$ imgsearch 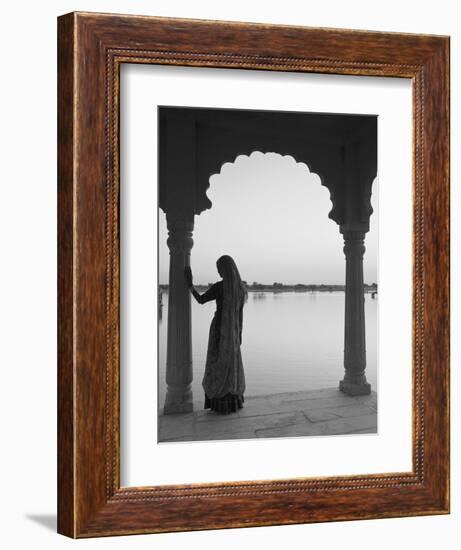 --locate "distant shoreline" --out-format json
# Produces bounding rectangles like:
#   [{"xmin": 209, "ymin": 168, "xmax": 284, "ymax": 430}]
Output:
[{"xmin": 159, "ymin": 283, "xmax": 378, "ymax": 293}]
